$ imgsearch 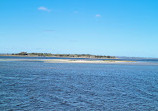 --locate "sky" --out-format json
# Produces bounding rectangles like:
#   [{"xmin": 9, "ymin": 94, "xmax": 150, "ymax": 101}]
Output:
[{"xmin": 0, "ymin": 0, "xmax": 158, "ymax": 57}]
